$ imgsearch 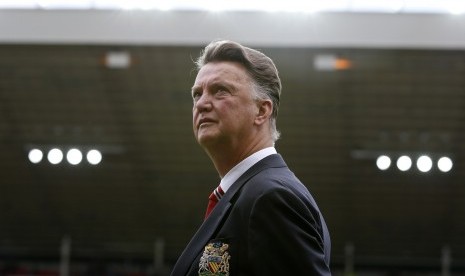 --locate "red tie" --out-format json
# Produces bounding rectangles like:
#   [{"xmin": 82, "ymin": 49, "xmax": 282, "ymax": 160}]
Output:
[{"xmin": 205, "ymin": 185, "xmax": 224, "ymax": 219}]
